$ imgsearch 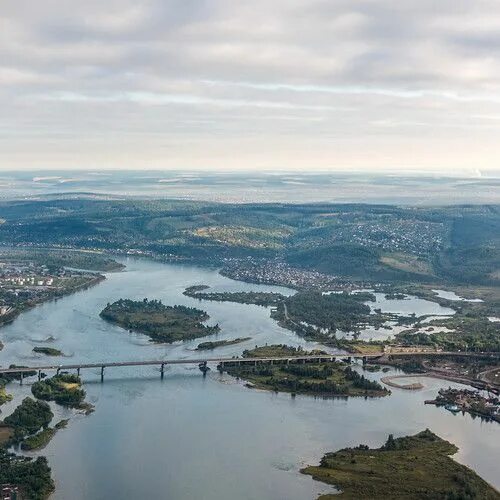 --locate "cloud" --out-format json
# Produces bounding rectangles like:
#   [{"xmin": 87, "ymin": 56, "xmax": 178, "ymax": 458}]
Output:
[{"xmin": 1, "ymin": 0, "xmax": 500, "ymax": 171}]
